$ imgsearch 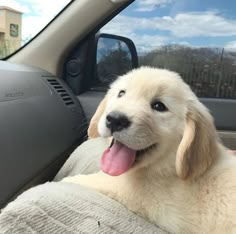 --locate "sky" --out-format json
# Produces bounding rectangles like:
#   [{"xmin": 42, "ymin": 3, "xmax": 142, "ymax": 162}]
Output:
[
  {"xmin": 0, "ymin": 0, "xmax": 71, "ymax": 42},
  {"xmin": 102, "ymin": 0, "xmax": 236, "ymax": 53},
  {"xmin": 1, "ymin": 0, "xmax": 236, "ymax": 54}
]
